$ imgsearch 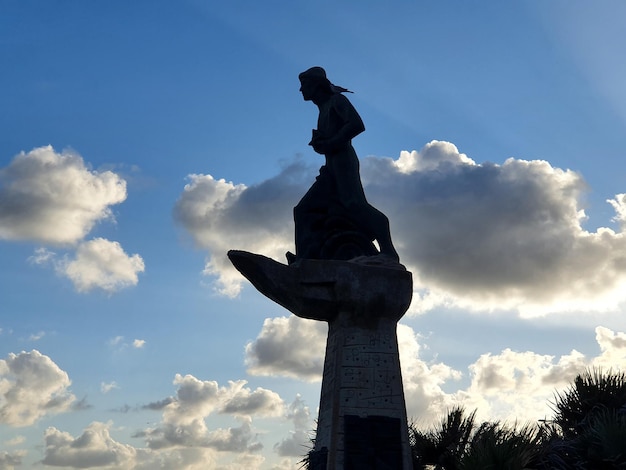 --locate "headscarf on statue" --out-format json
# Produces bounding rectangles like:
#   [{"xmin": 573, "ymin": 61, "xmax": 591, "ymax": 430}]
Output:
[{"xmin": 298, "ymin": 66, "xmax": 353, "ymax": 94}]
